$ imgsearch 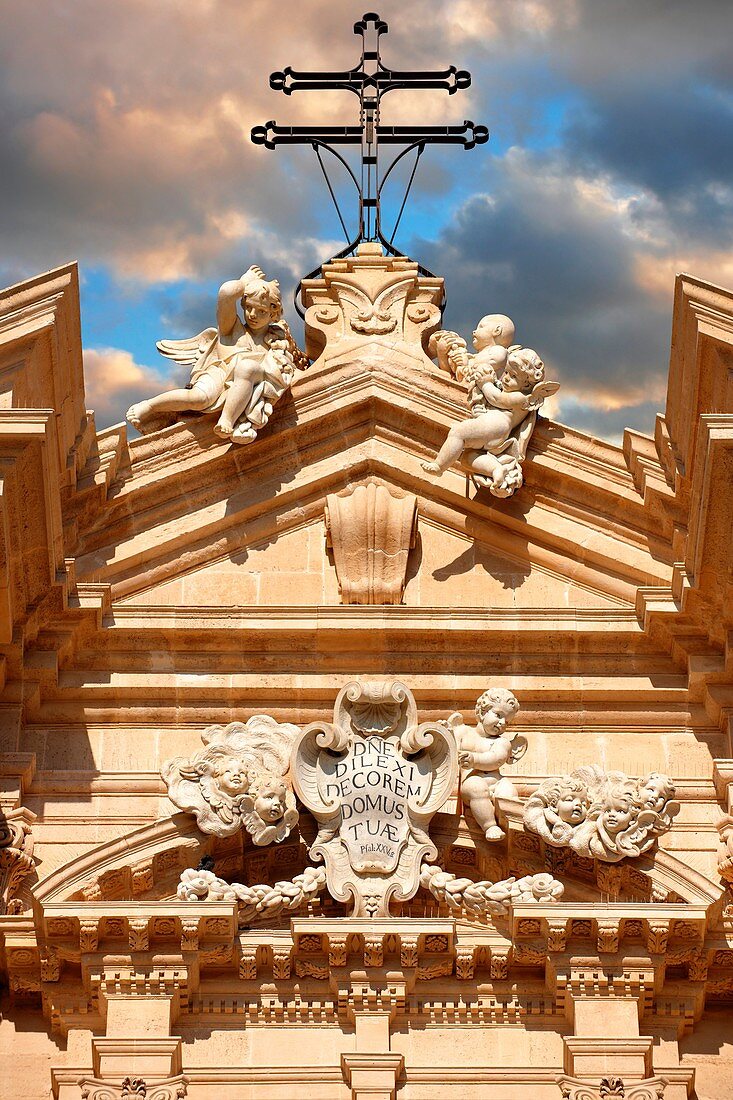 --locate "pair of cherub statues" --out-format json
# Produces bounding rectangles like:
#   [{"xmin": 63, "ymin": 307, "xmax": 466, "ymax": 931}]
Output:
[
  {"xmin": 422, "ymin": 314, "xmax": 559, "ymax": 496},
  {"xmin": 162, "ymin": 717, "xmax": 299, "ymax": 845},
  {"xmin": 524, "ymin": 766, "xmax": 679, "ymax": 861},
  {"xmin": 126, "ymin": 264, "xmax": 557, "ymax": 498}
]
